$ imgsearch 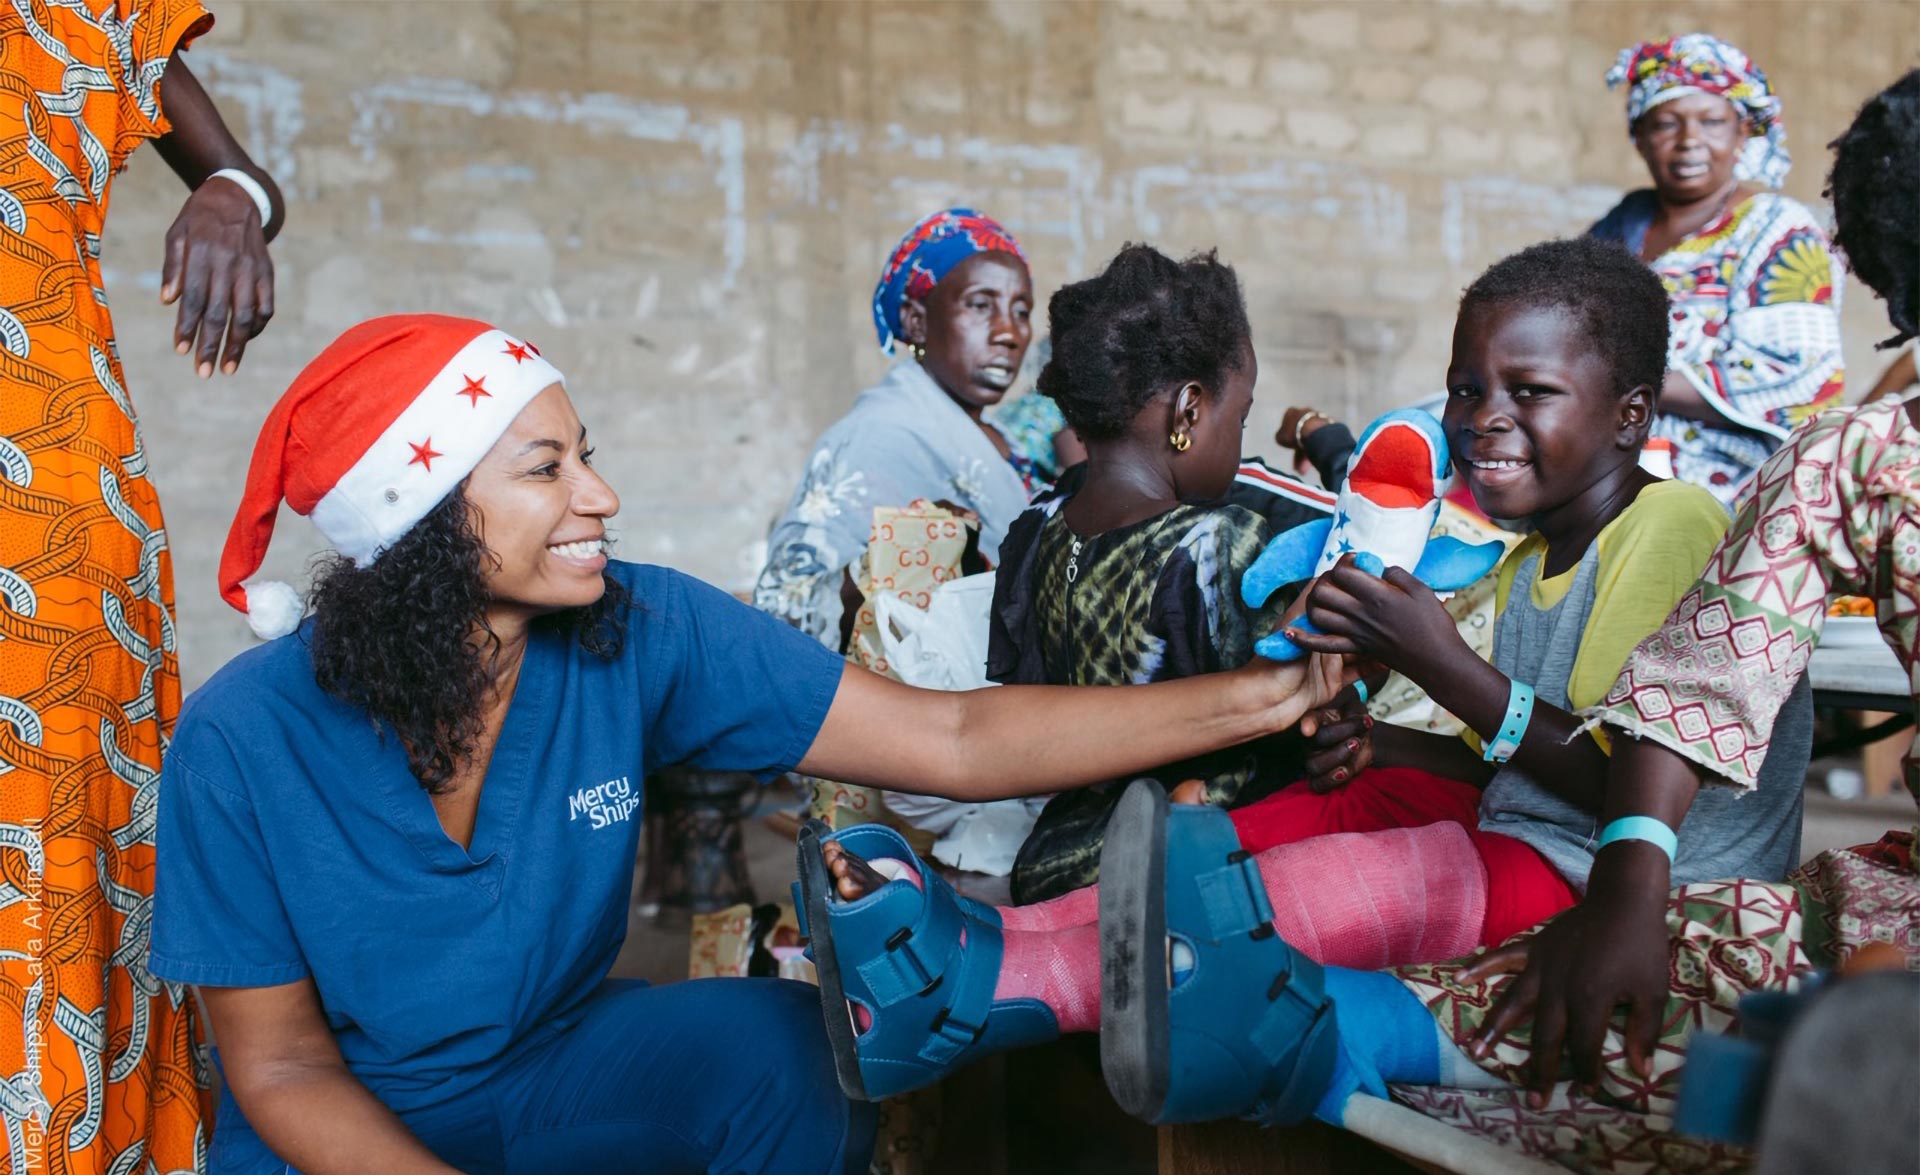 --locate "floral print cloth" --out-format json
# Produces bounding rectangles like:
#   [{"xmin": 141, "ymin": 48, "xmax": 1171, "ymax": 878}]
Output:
[
  {"xmin": 1590, "ymin": 192, "xmax": 1845, "ymax": 506},
  {"xmin": 1391, "ymin": 876, "xmax": 1810, "ymax": 1174},
  {"xmin": 754, "ymin": 361, "xmax": 1031, "ymax": 646},
  {"xmin": 1387, "ymin": 832, "xmax": 1919, "ymax": 1175}
]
